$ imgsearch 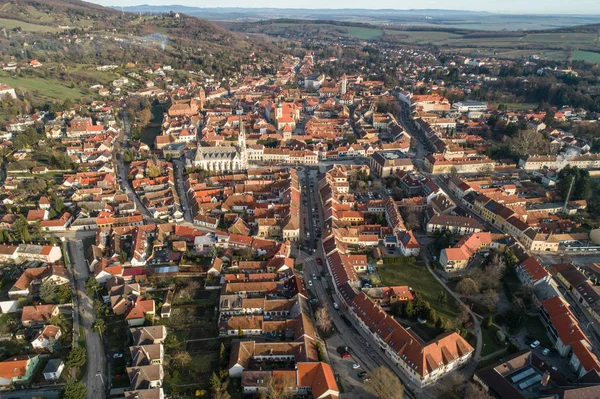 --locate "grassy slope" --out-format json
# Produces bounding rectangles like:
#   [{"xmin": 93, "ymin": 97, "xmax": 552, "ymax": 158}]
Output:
[
  {"xmin": 0, "ymin": 17, "xmax": 59, "ymax": 32},
  {"xmin": 0, "ymin": 71, "xmax": 86, "ymax": 101}
]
